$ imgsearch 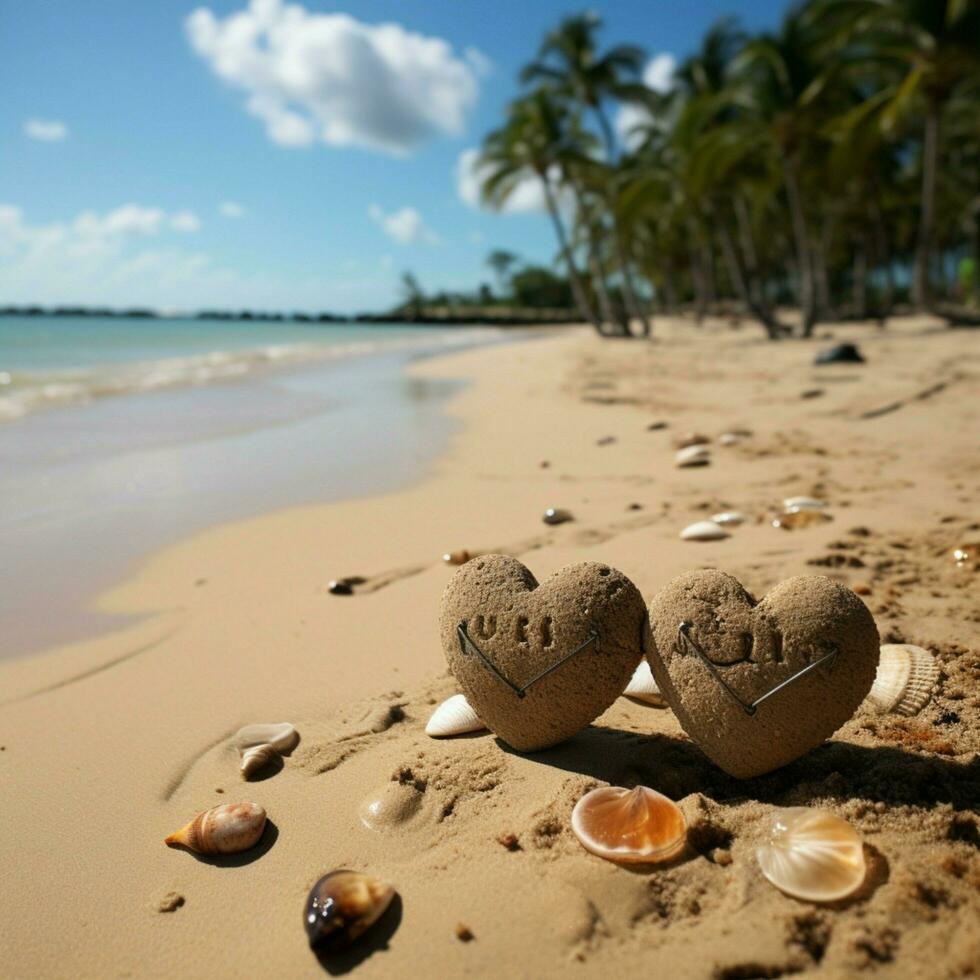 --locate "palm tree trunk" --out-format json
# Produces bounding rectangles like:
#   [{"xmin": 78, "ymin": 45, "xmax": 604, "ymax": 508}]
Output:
[
  {"xmin": 869, "ymin": 197, "xmax": 893, "ymax": 321},
  {"xmin": 913, "ymin": 103, "xmax": 940, "ymax": 310},
  {"xmin": 853, "ymin": 238, "xmax": 868, "ymax": 320},
  {"xmin": 593, "ymin": 103, "xmax": 652, "ymax": 337},
  {"xmin": 588, "ymin": 243, "xmax": 624, "ymax": 335},
  {"xmin": 733, "ymin": 196, "xmax": 765, "ymax": 309},
  {"xmin": 709, "ymin": 203, "xmax": 785, "ymax": 340},
  {"xmin": 814, "ymin": 216, "xmax": 834, "ymax": 319},
  {"xmin": 781, "ymin": 156, "xmax": 818, "ymax": 336},
  {"xmin": 540, "ymin": 176, "xmax": 600, "ymax": 332}
]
